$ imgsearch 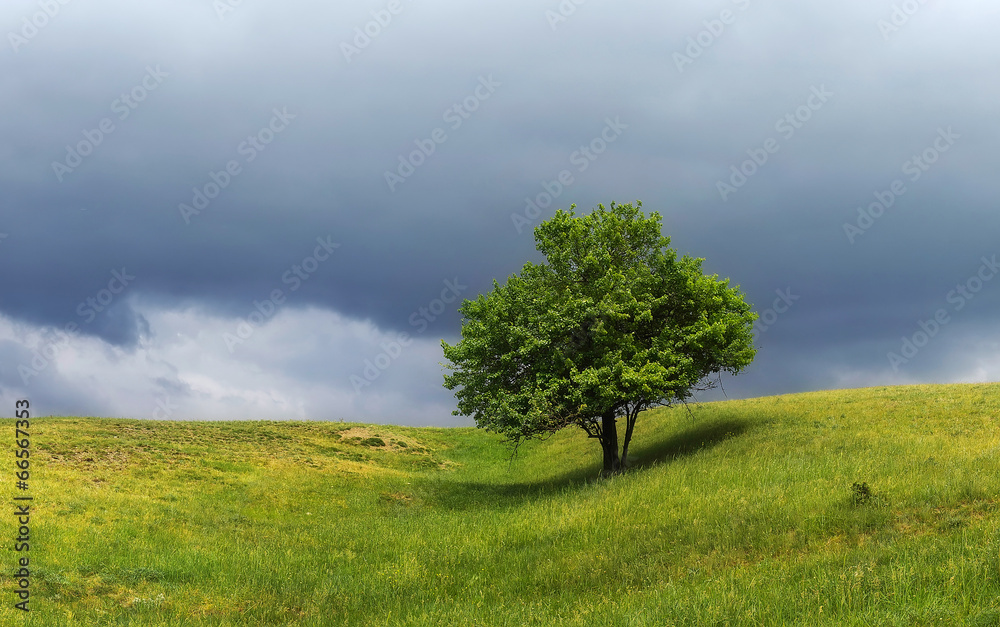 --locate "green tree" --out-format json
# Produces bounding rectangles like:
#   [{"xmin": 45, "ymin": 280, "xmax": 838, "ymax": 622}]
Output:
[{"xmin": 442, "ymin": 201, "xmax": 757, "ymax": 475}]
